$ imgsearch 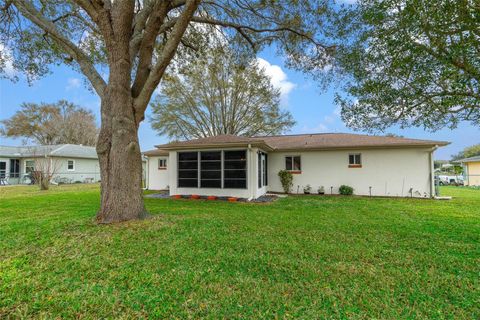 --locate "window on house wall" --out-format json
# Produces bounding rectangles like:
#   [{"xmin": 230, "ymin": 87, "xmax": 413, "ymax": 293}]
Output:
[
  {"xmin": 285, "ymin": 156, "xmax": 301, "ymax": 172},
  {"xmin": 200, "ymin": 151, "xmax": 221, "ymax": 188},
  {"xmin": 25, "ymin": 160, "xmax": 35, "ymax": 173},
  {"xmin": 349, "ymin": 154, "xmax": 362, "ymax": 167},
  {"xmin": 9, "ymin": 159, "xmax": 20, "ymax": 178},
  {"xmin": 224, "ymin": 150, "xmax": 247, "ymax": 189},
  {"xmin": 258, "ymin": 152, "xmax": 268, "ymax": 188},
  {"xmin": 67, "ymin": 160, "xmax": 75, "ymax": 171},
  {"xmin": 178, "ymin": 152, "xmax": 198, "ymax": 187},
  {"xmin": 158, "ymin": 158, "xmax": 167, "ymax": 169}
]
